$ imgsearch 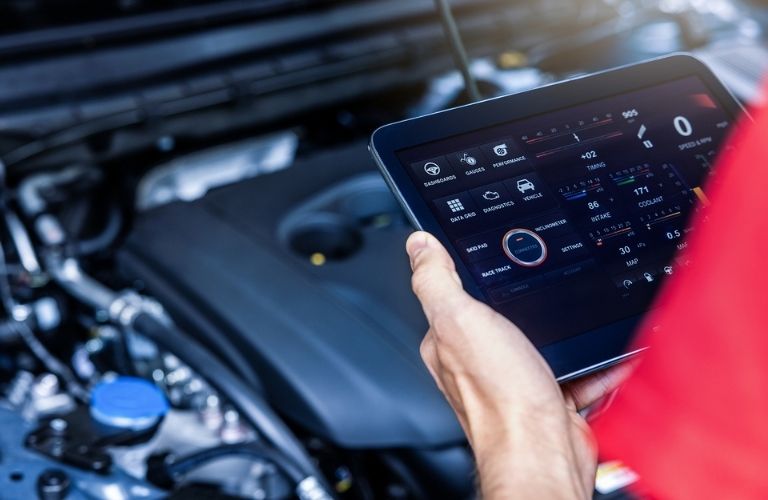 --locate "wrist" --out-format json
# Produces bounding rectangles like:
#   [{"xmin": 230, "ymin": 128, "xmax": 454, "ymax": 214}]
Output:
[
  {"xmin": 475, "ymin": 440, "xmax": 588, "ymax": 500},
  {"xmin": 469, "ymin": 412, "xmax": 589, "ymax": 499}
]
